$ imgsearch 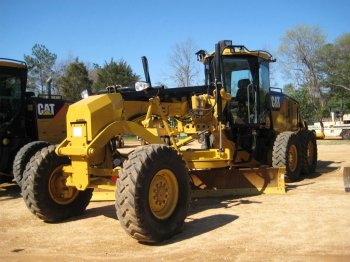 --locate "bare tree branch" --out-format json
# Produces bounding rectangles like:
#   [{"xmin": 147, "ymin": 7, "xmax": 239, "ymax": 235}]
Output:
[
  {"xmin": 168, "ymin": 38, "xmax": 201, "ymax": 87},
  {"xmin": 329, "ymin": 83, "xmax": 350, "ymax": 91},
  {"xmin": 278, "ymin": 24, "xmax": 326, "ymax": 106}
]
